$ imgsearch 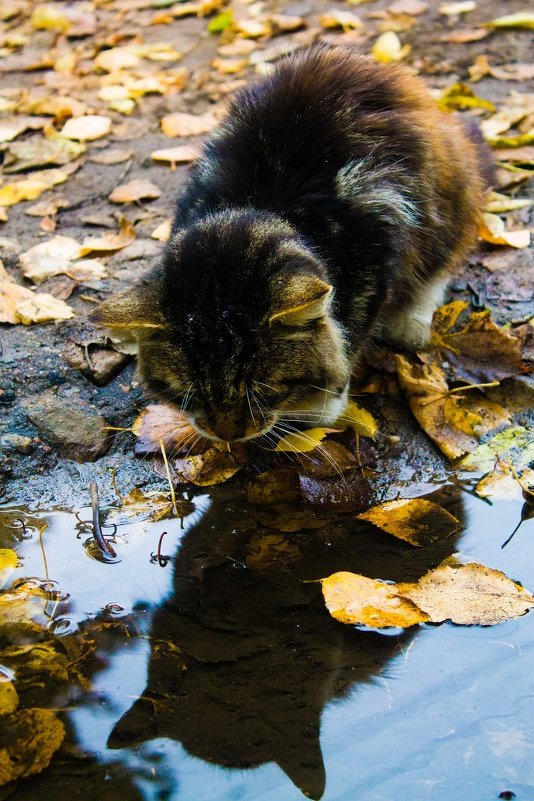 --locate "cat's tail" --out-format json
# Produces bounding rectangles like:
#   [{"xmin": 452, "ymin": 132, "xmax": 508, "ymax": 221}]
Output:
[{"xmin": 462, "ymin": 117, "xmax": 496, "ymax": 190}]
